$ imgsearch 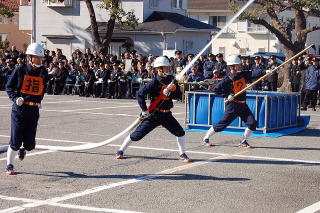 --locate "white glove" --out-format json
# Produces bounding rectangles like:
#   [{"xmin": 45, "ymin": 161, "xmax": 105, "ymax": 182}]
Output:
[
  {"xmin": 163, "ymin": 88, "xmax": 170, "ymax": 96},
  {"xmin": 38, "ymin": 104, "xmax": 42, "ymax": 109},
  {"xmin": 227, "ymin": 94, "xmax": 235, "ymax": 102},
  {"xmin": 15, "ymin": 97, "xmax": 24, "ymax": 106},
  {"xmin": 266, "ymin": 69, "xmax": 271, "ymax": 74},
  {"xmin": 140, "ymin": 110, "xmax": 150, "ymax": 119}
]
